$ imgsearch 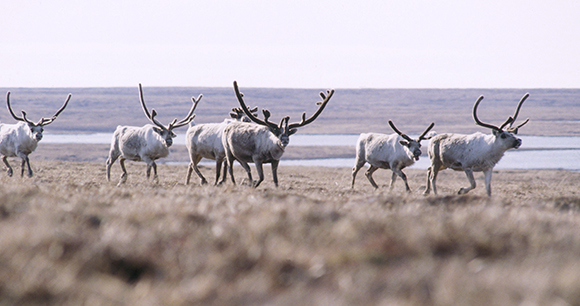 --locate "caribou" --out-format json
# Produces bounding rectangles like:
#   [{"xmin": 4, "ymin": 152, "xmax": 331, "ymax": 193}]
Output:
[
  {"xmin": 423, "ymin": 93, "xmax": 530, "ymax": 197},
  {"xmin": 185, "ymin": 106, "xmax": 258, "ymax": 186},
  {"xmin": 351, "ymin": 121, "xmax": 434, "ymax": 191},
  {"xmin": 106, "ymin": 84, "xmax": 200, "ymax": 185},
  {"xmin": 222, "ymin": 81, "xmax": 334, "ymax": 187},
  {"xmin": 0, "ymin": 92, "xmax": 71, "ymax": 177}
]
